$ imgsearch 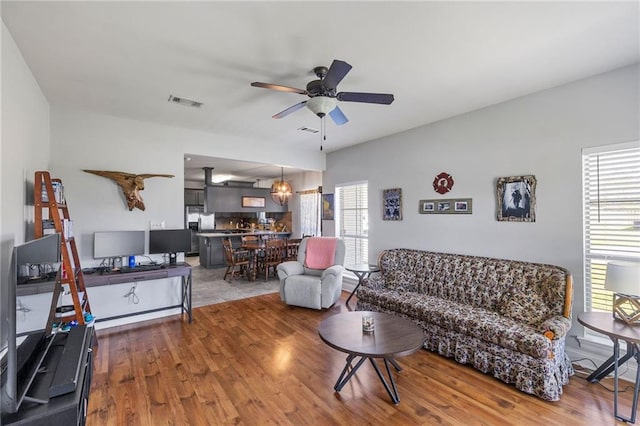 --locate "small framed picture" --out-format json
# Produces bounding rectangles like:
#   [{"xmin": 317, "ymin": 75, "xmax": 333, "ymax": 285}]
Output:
[
  {"xmin": 422, "ymin": 201, "xmax": 435, "ymax": 212},
  {"xmin": 438, "ymin": 201, "xmax": 451, "ymax": 212},
  {"xmin": 383, "ymin": 188, "xmax": 403, "ymax": 220},
  {"xmin": 420, "ymin": 198, "xmax": 472, "ymax": 214},
  {"xmin": 241, "ymin": 196, "xmax": 265, "ymax": 208},
  {"xmin": 496, "ymin": 175, "xmax": 536, "ymax": 222},
  {"xmin": 322, "ymin": 193, "xmax": 334, "ymax": 220},
  {"xmin": 455, "ymin": 201, "xmax": 469, "ymax": 212}
]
